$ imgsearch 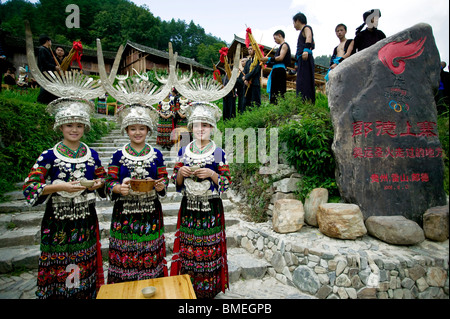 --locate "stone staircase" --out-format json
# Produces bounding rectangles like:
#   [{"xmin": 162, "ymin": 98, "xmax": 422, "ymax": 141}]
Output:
[{"xmin": 0, "ymin": 121, "xmax": 310, "ymax": 299}]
